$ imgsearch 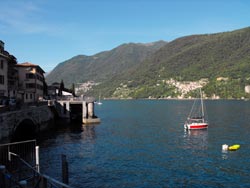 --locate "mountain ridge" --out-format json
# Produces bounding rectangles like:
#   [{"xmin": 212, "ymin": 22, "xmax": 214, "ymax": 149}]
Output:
[
  {"xmin": 46, "ymin": 40, "xmax": 167, "ymax": 86},
  {"xmin": 46, "ymin": 27, "xmax": 250, "ymax": 99}
]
